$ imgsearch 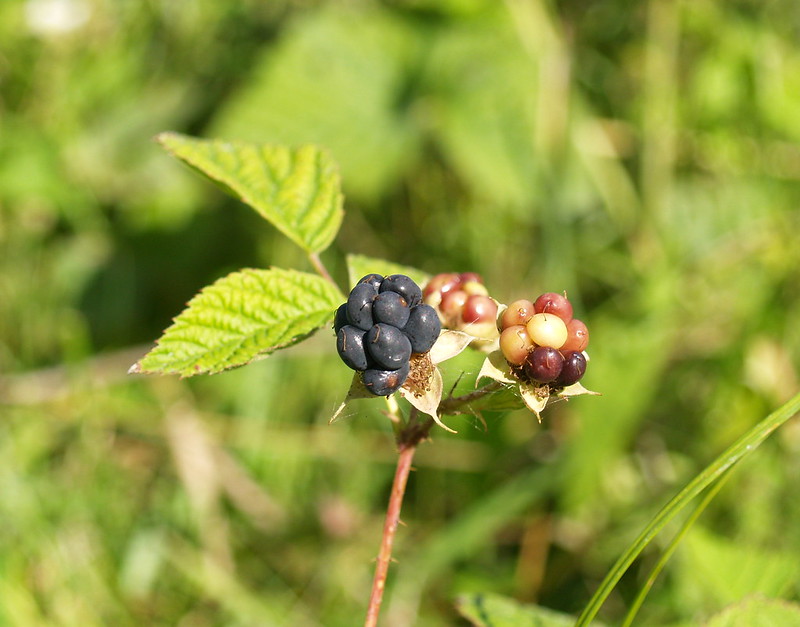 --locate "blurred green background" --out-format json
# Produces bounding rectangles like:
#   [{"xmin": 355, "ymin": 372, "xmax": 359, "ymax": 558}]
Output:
[{"xmin": 2, "ymin": 0, "xmax": 800, "ymax": 625}]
